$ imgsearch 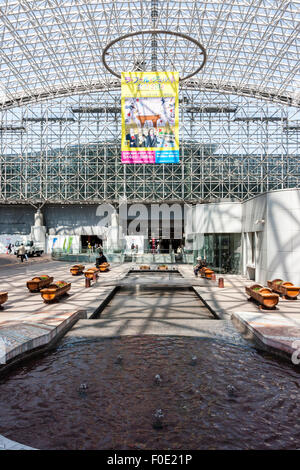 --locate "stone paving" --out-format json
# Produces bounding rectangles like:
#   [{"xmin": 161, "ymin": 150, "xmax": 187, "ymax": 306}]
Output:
[
  {"xmin": 178, "ymin": 265, "xmax": 258, "ymax": 317},
  {"xmin": 0, "ymin": 253, "xmax": 52, "ymax": 267},
  {"xmin": 178, "ymin": 266, "xmax": 300, "ymax": 362},
  {"xmin": 0, "ymin": 259, "xmax": 130, "ymax": 369},
  {"xmin": 232, "ymin": 311, "xmax": 300, "ymax": 361},
  {"xmin": 0, "ymin": 311, "xmax": 86, "ymax": 367},
  {"xmin": 66, "ymin": 283, "xmax": 218, "ymax": 339},
  {"xmin": 0, "ymin": 259, "xmax": 128, "ymax": 322},
  {"xmin": 2, "ymin": 260, "xmax": 299, "ymax": 363},
  {"xmin": 66, "ymin": 266, "xmax": 247, "ymax": 345}
]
